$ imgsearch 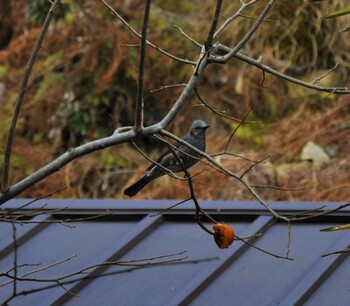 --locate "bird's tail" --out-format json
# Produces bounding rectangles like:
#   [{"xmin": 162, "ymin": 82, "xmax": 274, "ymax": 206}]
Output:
[{"xmin": 124, "ymin": 176, "xmax": 153, "ymax": 197}]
